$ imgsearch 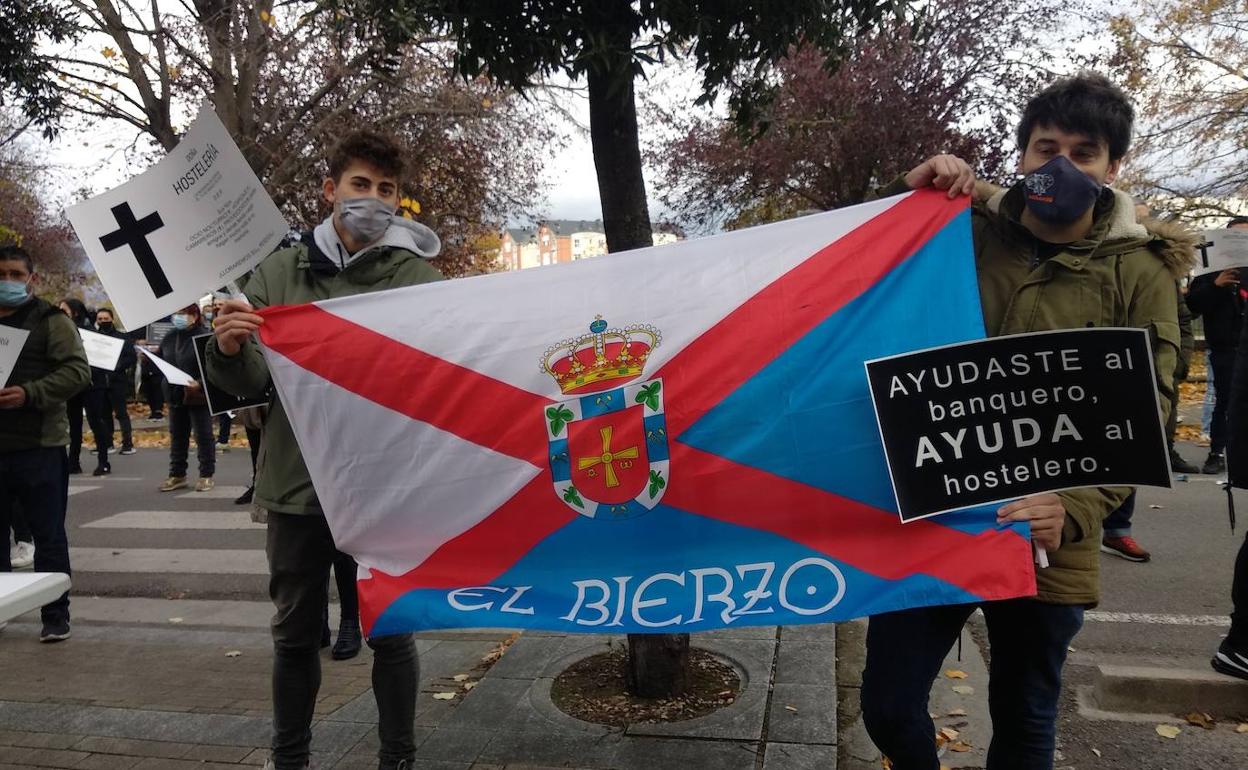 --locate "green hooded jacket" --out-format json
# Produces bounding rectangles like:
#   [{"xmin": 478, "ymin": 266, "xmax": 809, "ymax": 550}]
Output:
[
  {"xmin": 0, "ymin": 295, "xmax": 90, "ymax": 452},
  {"xmin": 937, "ymin": 180, "xmax": 1192, "ymax": 605},
  {"xmin": 205, "ymin": 233, "xmax": 444, "ymax": 516}
]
